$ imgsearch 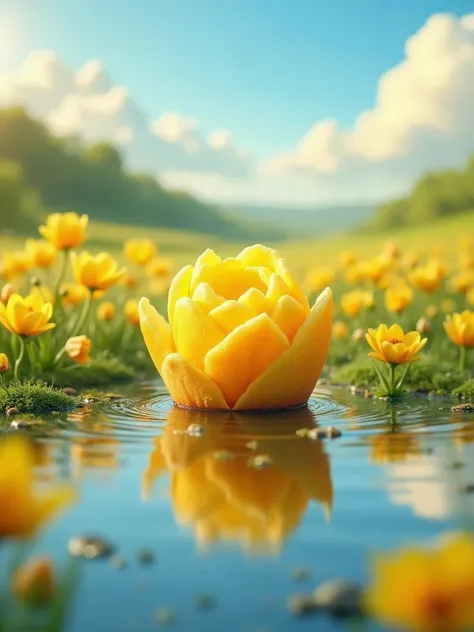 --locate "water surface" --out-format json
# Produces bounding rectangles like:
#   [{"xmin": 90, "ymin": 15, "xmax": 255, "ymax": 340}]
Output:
[{"xmin": 4, "ymin": 381, "xmax": 474, "ymax": 631}]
